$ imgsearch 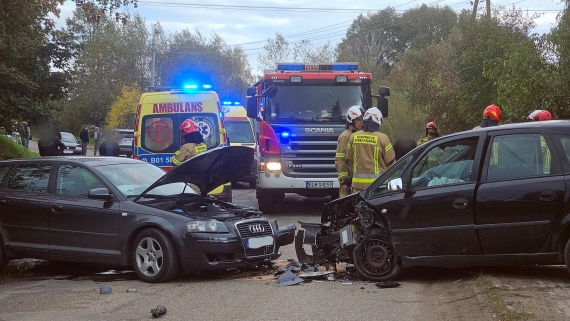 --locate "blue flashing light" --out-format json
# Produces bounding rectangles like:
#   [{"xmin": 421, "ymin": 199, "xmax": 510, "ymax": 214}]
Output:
[
  {"xmin": 277, "ymin": 63, "xmax": 304, "ymax": 71},
  {"xmin": 203, "ymin": 84, "xmax": 212, "ymax": 89},
  {"xmin": 184, "ymin": 84, "xmax": 198, "ymax": 89},
  {"xmin": 332, "ymin": 63, "xmax": 358, "ymax": 71},
  {"xmin": 222, "ymin": 101, "xmax": 232, "ymax": 105},
  {"xmin": 234, "ymin": 102, "xmax": 240, "ymax": 105},
  {"xmin": 281, "ymin": 132, "xmax": 290, "ymax": 138}
]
